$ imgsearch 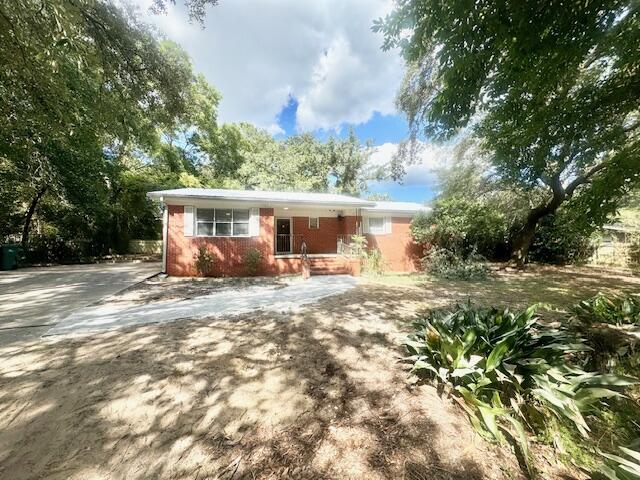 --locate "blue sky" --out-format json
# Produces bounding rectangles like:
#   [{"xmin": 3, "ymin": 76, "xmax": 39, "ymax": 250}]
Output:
[
  {"xmin": 274, "ymin": 97, "xmax": 437, "ymax": 202},
  {"xmin": 136, "ymin": 0, "xmax": 441, "ymax": 204}
]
